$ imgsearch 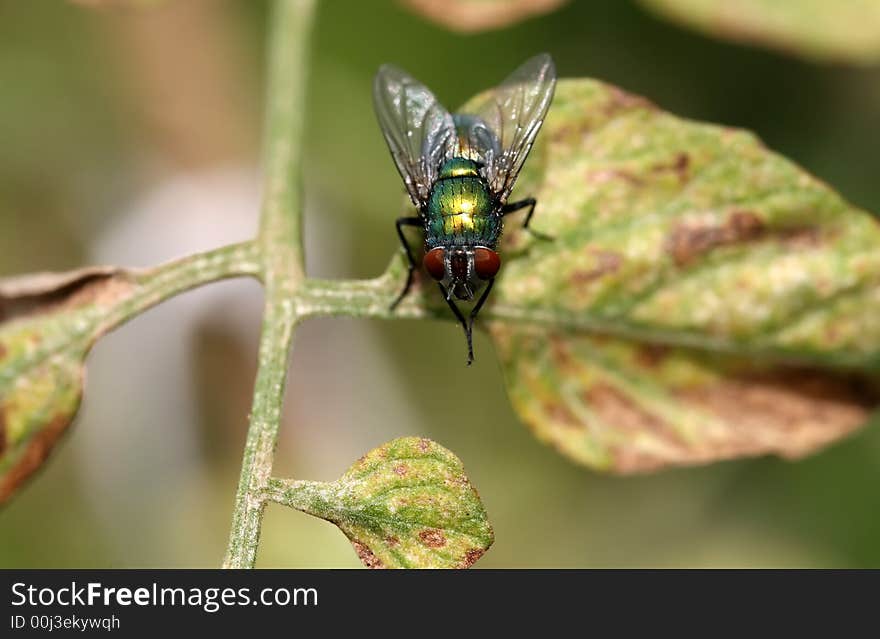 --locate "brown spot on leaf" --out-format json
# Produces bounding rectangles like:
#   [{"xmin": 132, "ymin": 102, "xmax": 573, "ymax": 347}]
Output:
[
  {"xmin": 635, "ymin": 344, "xmax": 671, "ymax": 368},
  {"xmin": 584, "ymin": 383, "xmax": 687, "ymax": 469},
  {"xmin": 459, "ymin": 548, "xmax": 486, "ymax": 568},
  {"xmin": 417, "ymin": 438, "xmax": 430, "ymax": 453},
  {"xmin": 548, "ymin": 335, "xmax": 584, "ymax": 377},
  {"xmin": 543, "ymin": 401, "xmax": 582, "ymax": 429},
  {"xmin": 385, "ymin": 535, "xmax": 400, "ymax": 548},
  {"xmin": 393, "ymin": 464, "xmax": 408, "ymax": 476},
  {"xmin": 0, "ymin": 412, "xmax": 75, "ymax": 504},
  {"xmin": 666, "ymin": 209, "xmax": 766, "ymax": 266},
  {"xmin": 728, "ymin": 210, "xmax": 764, "ymax": 236},
  {"xmin": 584, "ymin": 384, "xmax": 664, "ymax": 434},
  {"xmin": 676, "ymin": 369, "xmax": 876, "ymax": 462},
  {"xmin": 419, "ymin": 528, "xmax": 447, "ymax": 548},
  {"xmin": 667, "ymin": 209, "xmax": 825, "ymax": 267},
  {"xmin": 351, "ymin": 541, "xmax": 385, "ymax": 569},
  {"xmin": 651, "ymin": 152, "xmax": 691, "ymax": 182},
  {"xmin": 570, "ymin": 248, "xmax": 623, "ymax": 286}
]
